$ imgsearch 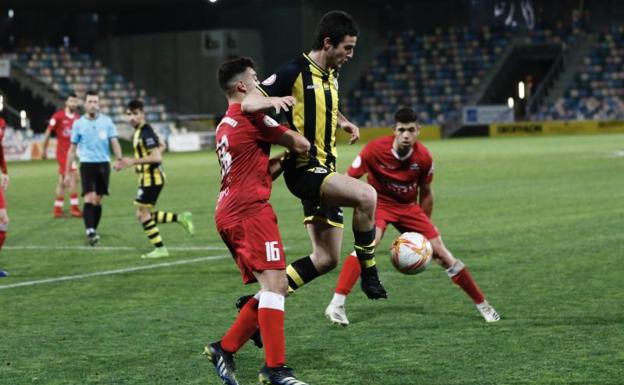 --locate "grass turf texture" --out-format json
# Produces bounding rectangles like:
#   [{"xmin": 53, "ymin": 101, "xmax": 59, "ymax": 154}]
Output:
[{"xmin": 1, "ymin": 134, "xmax": 623, "ymax": 385}]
